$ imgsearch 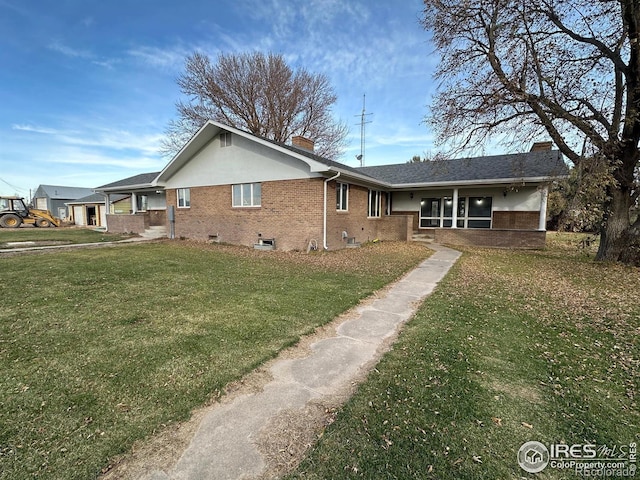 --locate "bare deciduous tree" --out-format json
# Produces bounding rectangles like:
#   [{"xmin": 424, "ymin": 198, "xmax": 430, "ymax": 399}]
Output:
[
  {"xmin": 162, "ymin": 51, "xmax": 348, "ymax": 160},
  {"xmin": 422, "ymin": 0, "xmax": 640, "ymax": 264}
]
